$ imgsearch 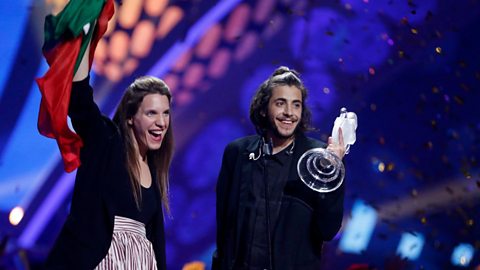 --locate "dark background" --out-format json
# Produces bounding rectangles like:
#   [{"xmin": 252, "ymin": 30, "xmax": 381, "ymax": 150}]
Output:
[{"xmin": 0, "ymin": 0, "xmax": 479, "ymax": 269}]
